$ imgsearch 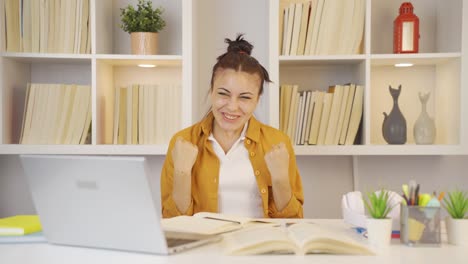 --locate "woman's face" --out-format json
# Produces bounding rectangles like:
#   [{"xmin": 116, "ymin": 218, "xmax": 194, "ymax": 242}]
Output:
[{"xmin": 210, "ymin": 69, "xmax": 261, "ymax": 136}]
